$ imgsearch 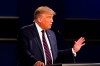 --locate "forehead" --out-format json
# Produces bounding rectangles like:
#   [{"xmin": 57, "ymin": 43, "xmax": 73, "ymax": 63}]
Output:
[{"xmin": 41, "ymin": 13, "xmax": 54, "ymax": 17}]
